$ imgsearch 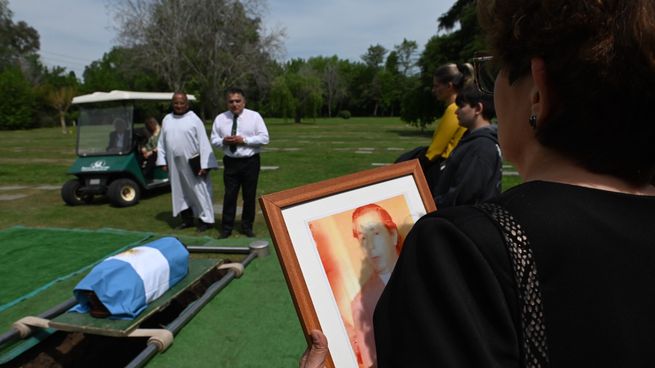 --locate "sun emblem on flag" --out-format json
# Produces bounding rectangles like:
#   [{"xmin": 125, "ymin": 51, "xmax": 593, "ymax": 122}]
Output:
[{"xmin": 120, "ymin": 248, "xmax": 142, "ymax": 256}]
